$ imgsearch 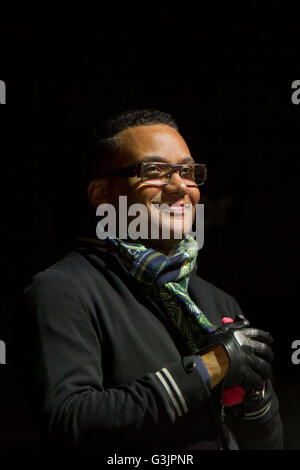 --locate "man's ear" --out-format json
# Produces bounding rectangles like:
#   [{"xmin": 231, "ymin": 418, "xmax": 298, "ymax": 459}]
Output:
[{"xmin": 87, "ymin": 178, "xmax": 108, "ymax": 207}]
